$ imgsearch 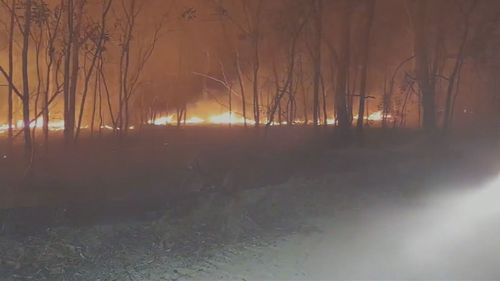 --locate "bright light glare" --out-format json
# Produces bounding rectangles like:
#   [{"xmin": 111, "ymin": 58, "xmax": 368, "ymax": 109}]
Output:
[{"xmin": 405, "ymin": 175, "xmax": 500, "ymax": 263}]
